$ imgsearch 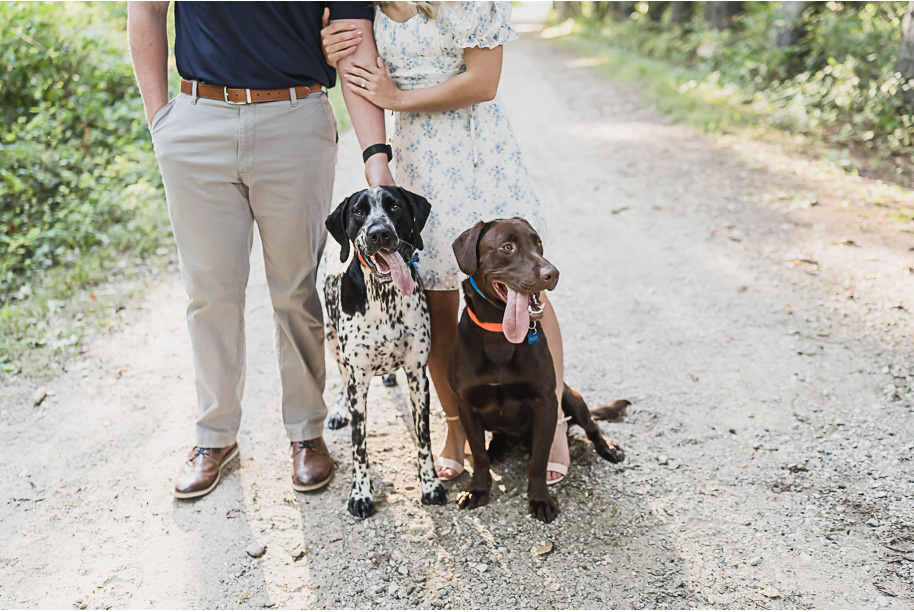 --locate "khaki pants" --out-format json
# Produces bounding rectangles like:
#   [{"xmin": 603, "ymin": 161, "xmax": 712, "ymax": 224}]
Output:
[{"xmin": 151, "ymin": 90, "xmax": 337, "ymax": 447}]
